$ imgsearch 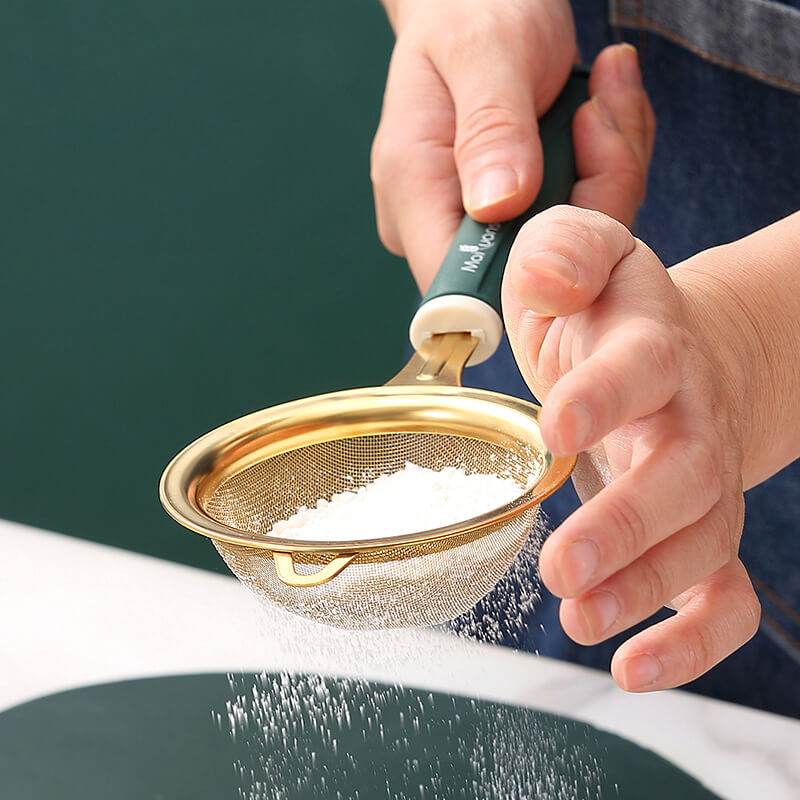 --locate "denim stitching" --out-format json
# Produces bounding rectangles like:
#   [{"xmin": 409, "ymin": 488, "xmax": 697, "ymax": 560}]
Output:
[
  {"xmin": 760, "ymin": 610, "xmax": 800, "ymax": 667},
  {"xmin": 752, "ymin": 575, "xmax": 800, "ymax": 631},
  {"xmin": 611, "ymin": 11, "xmax": 800, "ymax": 94}
]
